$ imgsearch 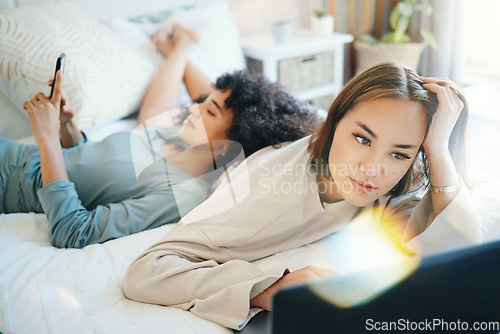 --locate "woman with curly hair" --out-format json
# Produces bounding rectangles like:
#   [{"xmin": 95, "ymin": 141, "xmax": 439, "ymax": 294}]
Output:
[
  {"xmin": 123, "ymin": 63, "xmax": 483, "ymax": 330},
  {"xmin": 1, "ymin": 25, "xmax": 320, "ymax": 248}
]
